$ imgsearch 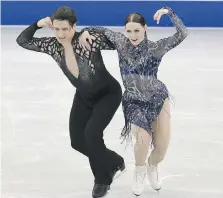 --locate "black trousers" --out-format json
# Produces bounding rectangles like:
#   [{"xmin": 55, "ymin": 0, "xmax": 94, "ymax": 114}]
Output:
[{"xmin": 69, "ymin": 83, "xmax": 124, "ymax": 185}]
